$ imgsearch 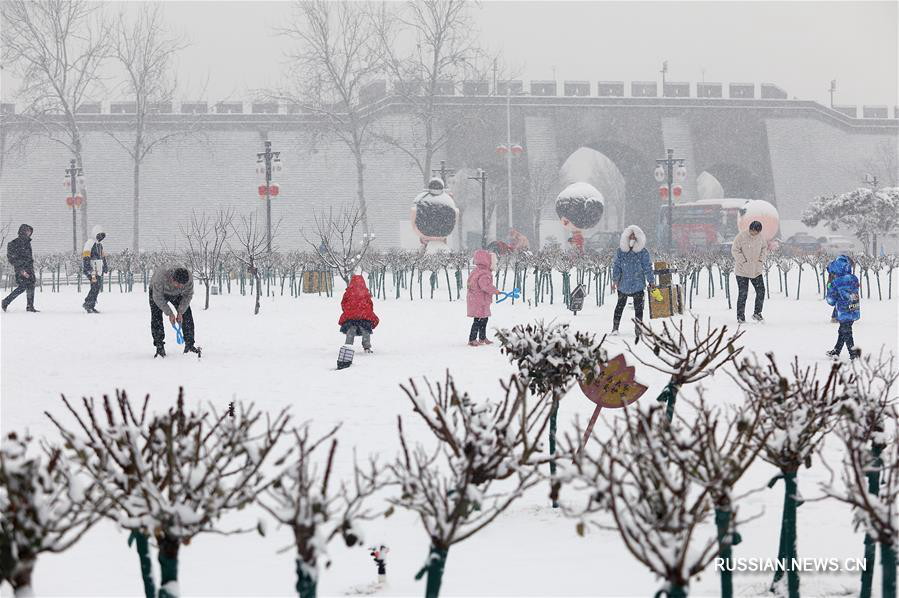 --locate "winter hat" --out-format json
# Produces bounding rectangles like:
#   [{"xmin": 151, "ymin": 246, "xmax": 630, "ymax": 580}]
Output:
[
  {"xmin": 427, "ymin": 177, "xmax": 445, "ymax": 194},
  {"xmin": 749, "ymin": 221, "xmax": 763, "ymax": 232},
  {"xmin": 17, "ymin": 224, "xmax": 33, "ymax": 237},
  {"xmin": 173, "ymin": 268, "xmax": 190, "ymax": 284}
]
